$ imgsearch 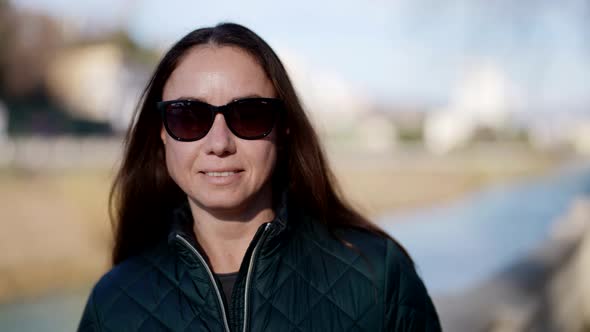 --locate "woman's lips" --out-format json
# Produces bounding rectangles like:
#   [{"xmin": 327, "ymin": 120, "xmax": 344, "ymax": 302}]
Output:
[{"xmin": 199, "ymin": 170, "xmax": 244, "ymax": 185}]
